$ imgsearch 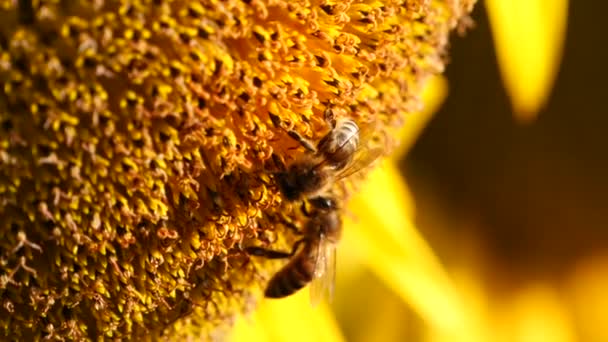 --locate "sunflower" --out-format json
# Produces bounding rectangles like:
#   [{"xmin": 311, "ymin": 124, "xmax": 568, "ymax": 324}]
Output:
[
  {"xmin": 0, "ymin": 0, "xmax": 475, "ymax": 340},
  {"xmin": 0, "ymin": 0, "xmax": 578, "ymax": 341},
  {"xmin": 230, "ymin": 0, "xmax": 573, "ymax": 341}
]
